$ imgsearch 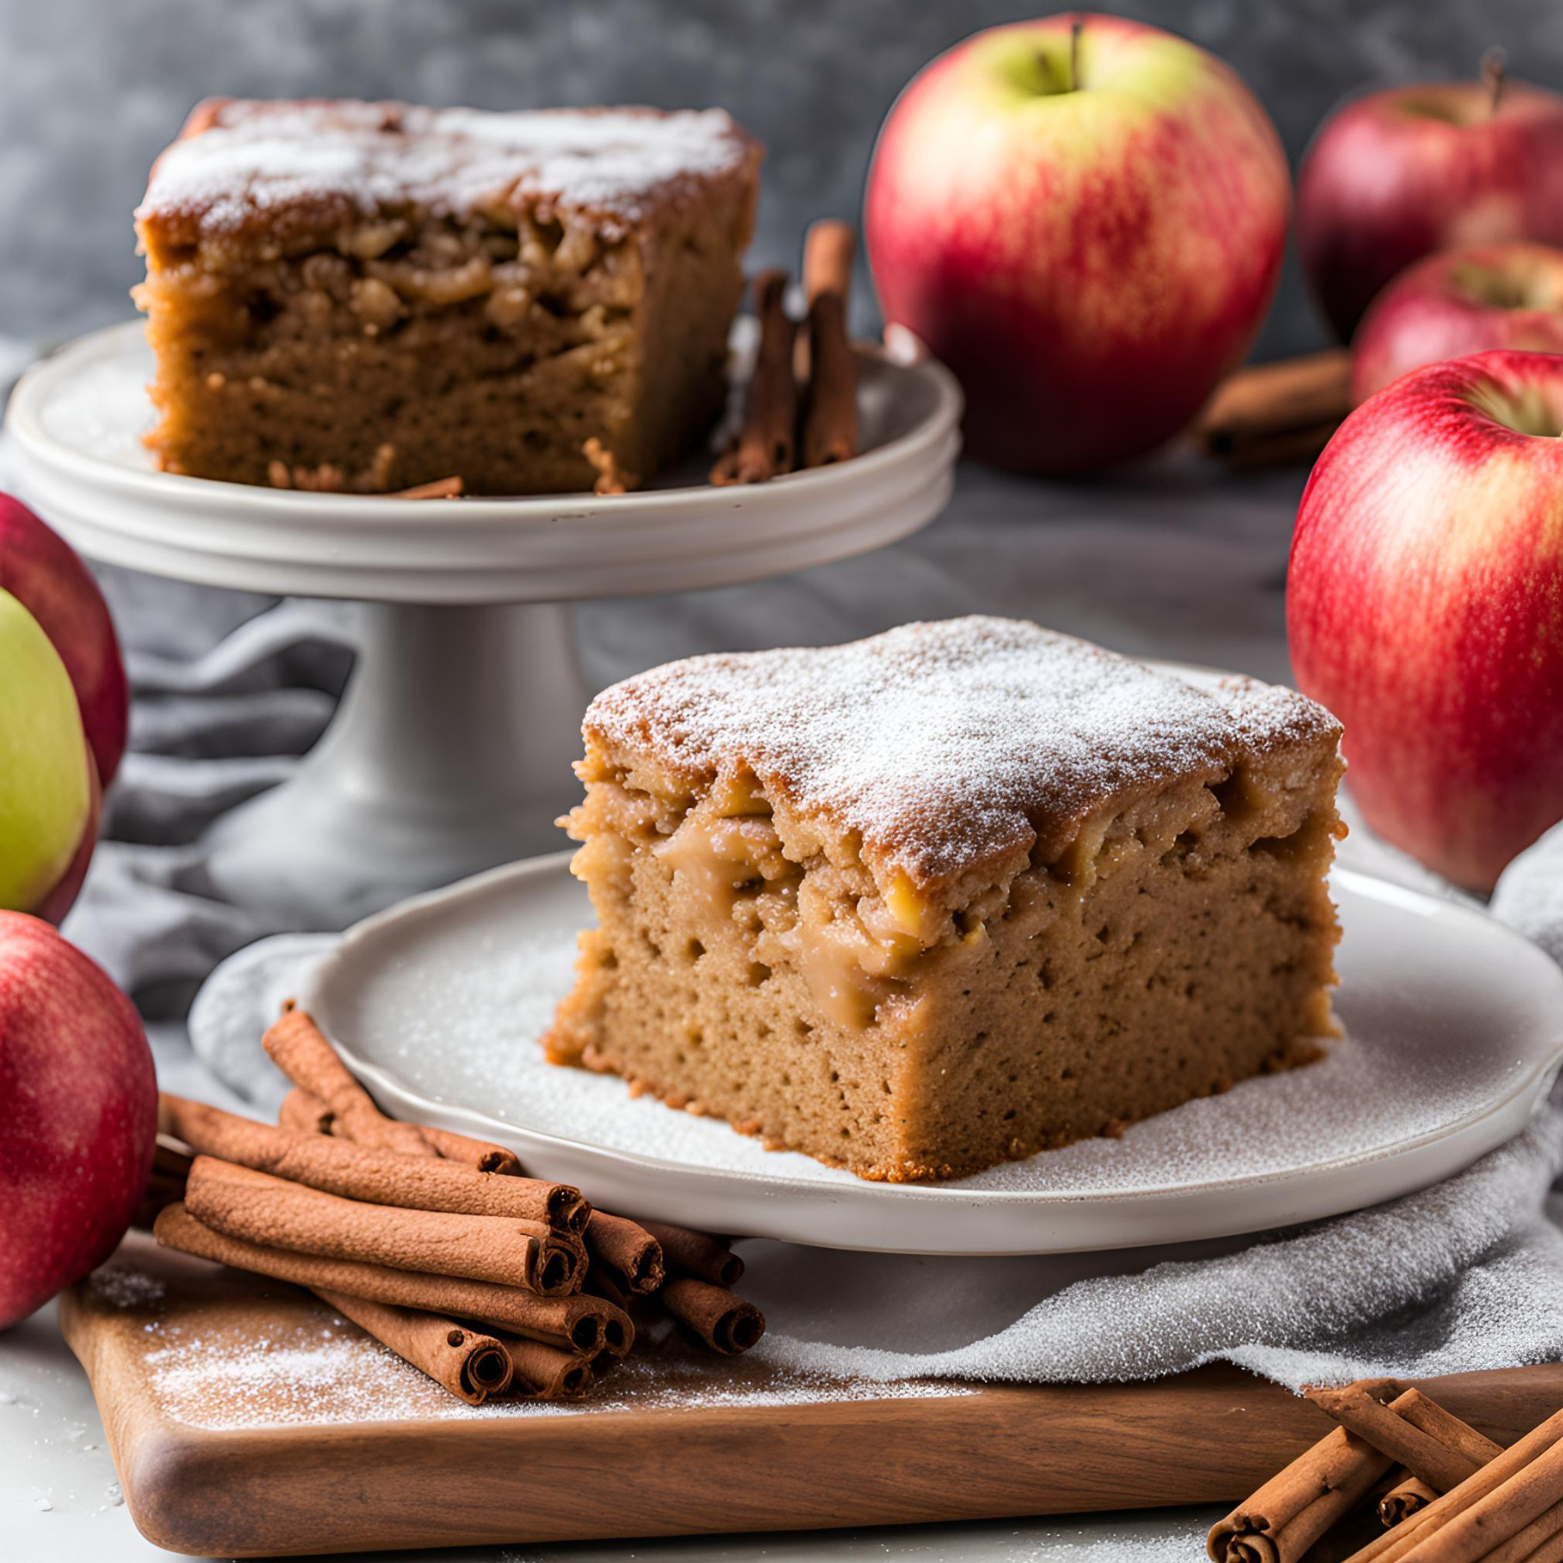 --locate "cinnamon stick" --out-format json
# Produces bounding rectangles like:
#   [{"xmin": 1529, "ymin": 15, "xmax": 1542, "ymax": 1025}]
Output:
[
  {"xmin": 585, "ymin": 1212, "xmax": 665, "ymax": 1294},
  {"xmin": 804, "ymin": 220, "xmax": 856, "ymax": 306},
  {"xmin": 161, "ymin": 1096, "xmax": 586, "ymax": 1232},
  {"xmin": 1306, "ymin": 1384, "xmax": 1487, "ymax": 1494},
  {"xmin": 661, "ymin": 1278, "xmax": 765, "ymax": 1356},
  {"xmin": 710, "ymin": 269, "xmax": 797, "ymax": 485},
  {"xmin": 1209, "ymin": 1422, "xmax": 1397, "ymax": 1562},
  {"xmin": 1341, "ymin": 1404, "xmax": 1563, "ymax": 1562},
  {"xmin": 278, "ymin": 1087, "xmax": 335, "ymax": 1136},
  {"xmin": 274, "ymin": 1083, "xmax": 535, "ymax": 1185},
  {"xmin": 1390, "ymin": 1438, "xmax": 1563, "ymax": 1562},
  {"xmin": 1477, "ymin": 1500, "xmax": 1563, "ymax": 1563},
  {"xmin": 154, "ymin": 1204, "xmax": 624, "ymax": 1352},
  {"xmin": 413, "ymin": 1124, "xmax": 524, "ymax": 1178},
  {"xmin": 312, "ymin": 1287, "xmax": 512, "ymax": 1404},
  {"xmin": 583, "ymin": 1261, "xmax": 631, "ymax": 1313},
  {"xmin": 496, "ymin": 1334, "xmax": 593, "ymax": 1400},
  {"xmin": 641, "ymin": 1221, "xmax": 743, "ymax": 1287},
  {"xmin": 801, "ymin": 290, "xmax": 859, "ymax": 469},
  {"xmin": 1192, "ymin": 349, "xmax": 1353, "ymax": 471},
  {"xmin": 1382, "ymin": 1474, "xmax": 1439, "ymax": 1528},
  {"xmin": 264, "ymin": 1005, "xmax": 436, "ymax": 1159},
  {"xmin": 184, "ymin": 1157, "xmax": 583, "ymax": 1296},
  {"xmin": 1395, "ymin": 1390, "xmax": 1504, "ymax": 1470}
]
